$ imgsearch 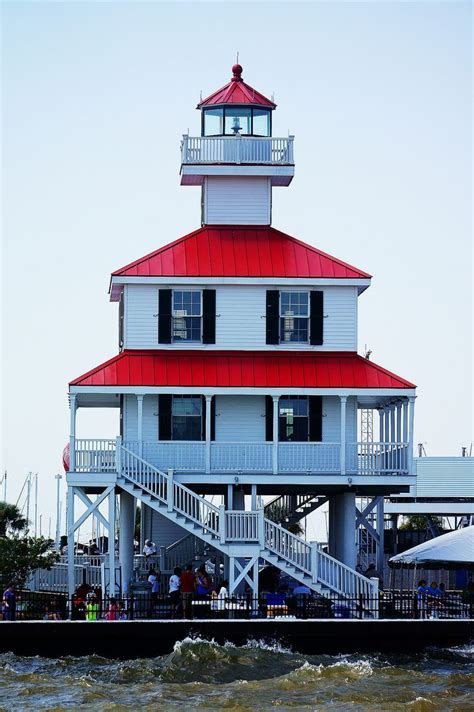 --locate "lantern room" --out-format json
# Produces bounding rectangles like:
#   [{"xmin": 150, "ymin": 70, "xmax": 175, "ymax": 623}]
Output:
[{"xmin": 199, "ymin": 64, "xmax": 275, "ymax": 137}]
